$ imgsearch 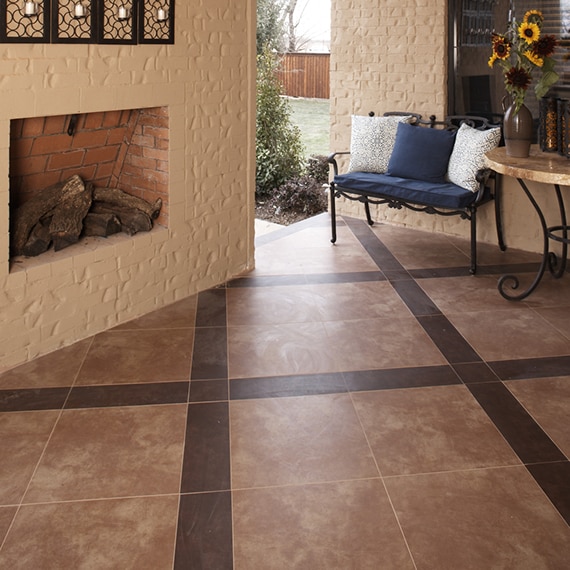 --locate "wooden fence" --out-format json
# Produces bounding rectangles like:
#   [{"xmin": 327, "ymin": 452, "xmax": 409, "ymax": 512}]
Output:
[{"xmin": 276, "ymin": 53, "xmax": 330, "ymax": 99}]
